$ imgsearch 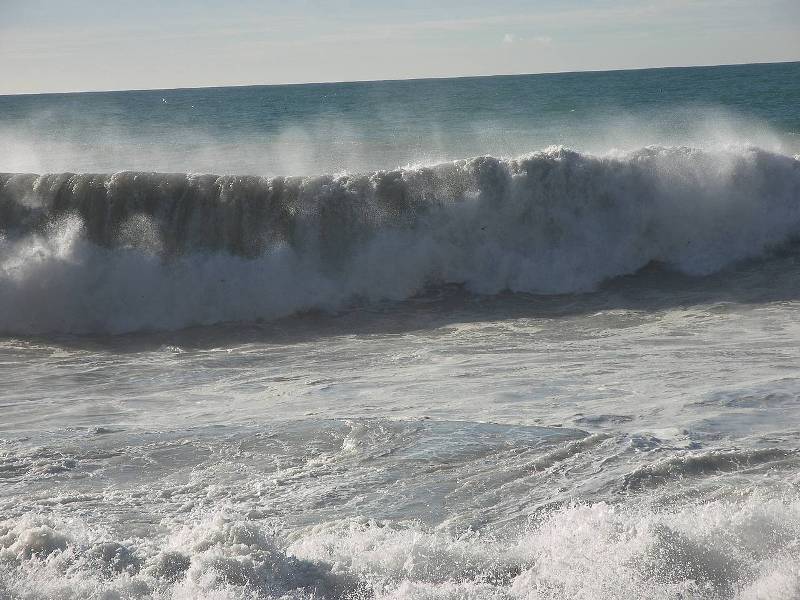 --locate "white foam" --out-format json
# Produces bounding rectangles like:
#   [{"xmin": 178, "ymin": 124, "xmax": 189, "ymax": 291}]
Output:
[
  {"xmin": 1, "ymin": 145, "xmax": 799, "ymax": 334},
  {"xmin": 3, "ymin": 494, "xmax": 797, "ymax": 599}
]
